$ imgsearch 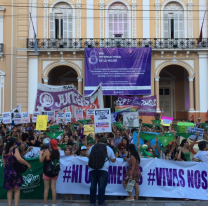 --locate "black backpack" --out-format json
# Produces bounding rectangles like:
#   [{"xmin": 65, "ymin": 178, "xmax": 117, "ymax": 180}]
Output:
[
  {"xmin": 88, "ymin": 143, "xmax": 108, "ymax": 170},
  {"xmin": 46, "ymin": 159, "xmax": 60, "ymax": 176}
]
